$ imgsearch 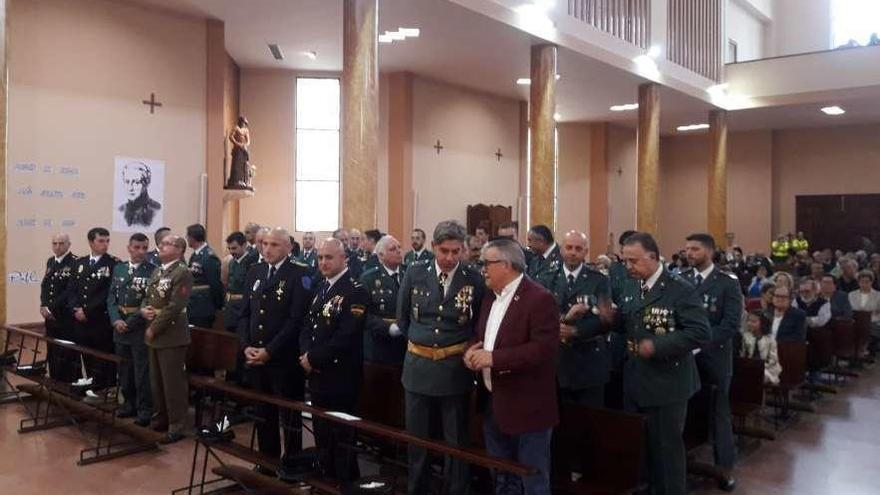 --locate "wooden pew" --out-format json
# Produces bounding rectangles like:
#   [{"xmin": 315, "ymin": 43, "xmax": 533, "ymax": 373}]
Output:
[
  {"xmin": 181, "ymin": 327, "xmax": 534, "ymax": 495},
  {"xmin": 730, "ymin": 357, "xmax": 775, "ymax": 441},
  {"xmin": 552, "ymin": 404, "xmax": 647, "ymax": 495},
  {"xmin": 2, "ymin": 323, "xmax": 162, "ymax": 465}
]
